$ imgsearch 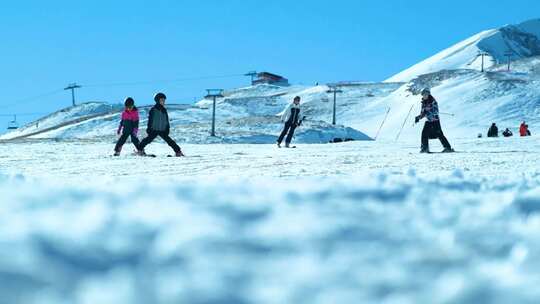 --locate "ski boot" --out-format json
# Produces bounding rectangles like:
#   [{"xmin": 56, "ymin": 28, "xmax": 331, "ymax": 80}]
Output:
[
  {"xmin": 277, "ymin": 141, "xmax": 281, "ymax": 148},
  {"xmin": 175, "ymin": 150, "xmax": 185, "ymax": 157},
  {"xmin": 442, "ymin": 147, "xmax": 455, "ymax": 153},
  {"xmin": 285, "ymin": 143, "xmax": 290, "ymax": 148},
  {"xmin": 420, "ymin": 146, "xmax": 429, "ymax": 153},
  {"xmin": 136, "ymin": 149, "xmax": 147, "ymax": 156},
  {"xmin": 113, "ymin": 147, "xmax": 121, "ymax": 156}
]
